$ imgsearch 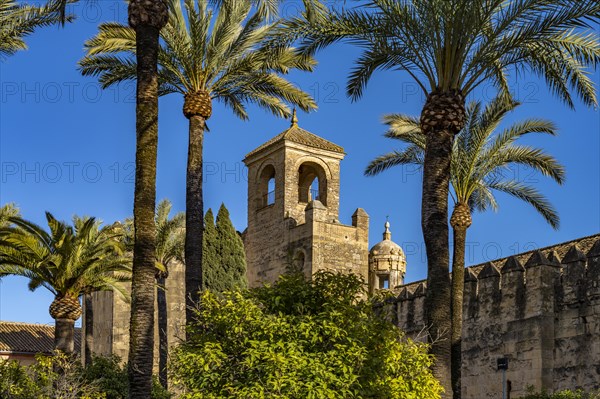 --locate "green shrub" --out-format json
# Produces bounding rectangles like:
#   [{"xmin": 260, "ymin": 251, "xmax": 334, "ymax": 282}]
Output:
[
  {"xmin": 0, "ymin": 353, "xmax": 171, "ymax": 399},
  {"xmin": 0, "ymin": 352, "xmax": 104, "ymax": 398},
  {"xmin": 171, "ymin": 271, "xmax": 442, "ymax": 398},
  {"xmin": 519, "ymin": 386, "xmax": 600, "ymax": 399}
]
